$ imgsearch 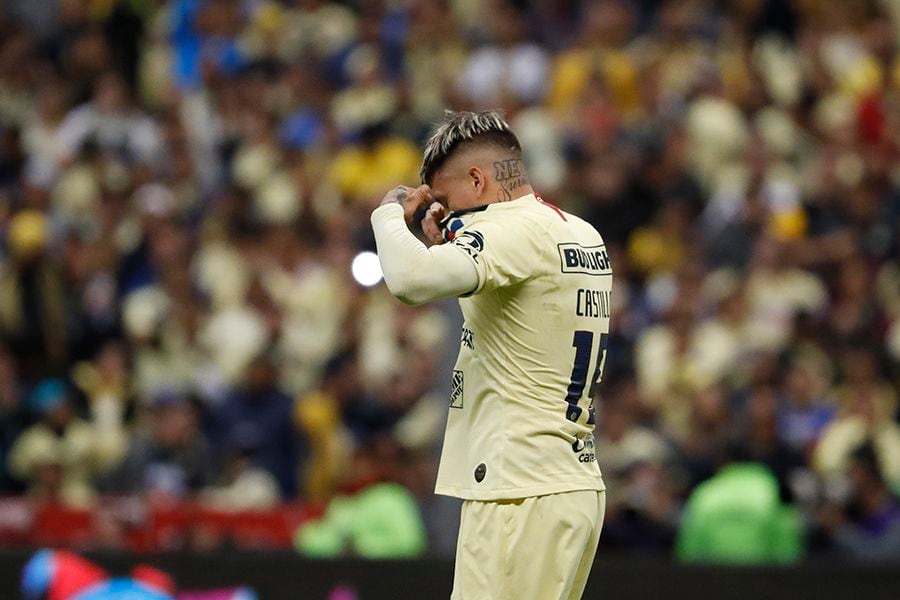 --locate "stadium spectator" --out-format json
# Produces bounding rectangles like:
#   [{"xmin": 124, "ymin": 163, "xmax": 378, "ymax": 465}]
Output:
[
  {"xmin": 820, "ymin": 443, "xmax": 900, "ymax": 560},
  {"xmin": 9, "ymin": 379, "xmax": 126, "ymax": 506},
  {"xmin": 455, "ymin": 1, "xmax": 550, "ymax": 109},
  {"xmin": 813, "ymin": 351, "xmax": 900, "ymax": 493},
  {"xmin": 0, "ymin": 346, "xmax": 27, "ymax": 492},
  {"xmin": 777, "ymin": 354, "xmax": 837, "ymax": 455},
  {"xmin": 730, "ymin": 384, "xmax": 806, "ymax": 500},
  {"xmin": 0, "ymin": 210, "xmax": 68, "ymax": 379},
  {"xmin": 71, "ymin": 341, "xmax": 132, "ymax": 449},
  {"xmin": 294, "ymin": 354, "xmax": 355, "ymax": 502},
  {"xmin": 200, "ymin": 430, "xmax": 281, "ymax": 511},
  {"xmin": 594, "ymin": 377, "xmax": 674, "ymax": 488},
  {"xmin": 57, "ymin": 71, "xmax": 162, "ymax": 169},
  {"xmin": 295, "ymin": 438, "xmax": 427, "ymax": 559},
  {"xmin": 595, "ymin": 378, "xmax": 679, "ymax": 551},
  {"xmin": 207, "ymin": 350, "xmax": 303, "ymax": 497},
  {"xmin": 676, "ymin": 461, "xmax": 804, "ymax": 564},
  {"xmin": 101, "ymin": 389, "xmax": 212, "ymax": 501}
]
